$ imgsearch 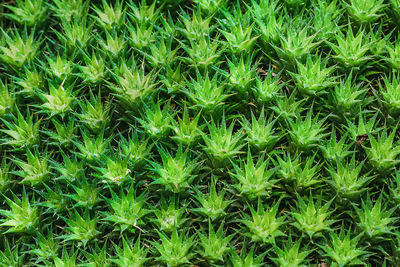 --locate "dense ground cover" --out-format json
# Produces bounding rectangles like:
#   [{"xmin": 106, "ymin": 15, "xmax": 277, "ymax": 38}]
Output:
[{"xmin": 1, "ymin": 0, "xmax": 400, "ymax": 265}]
